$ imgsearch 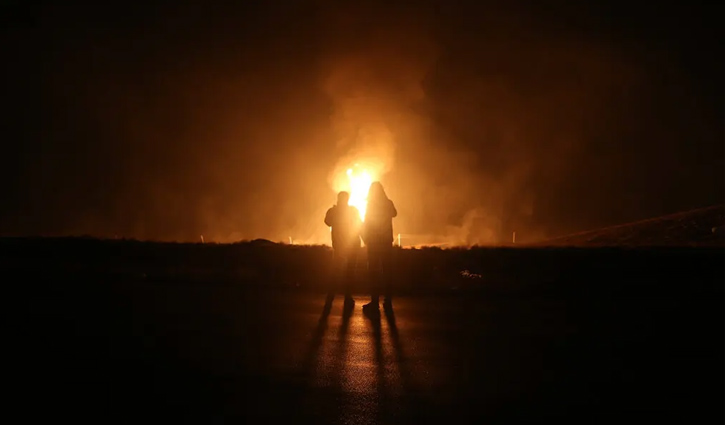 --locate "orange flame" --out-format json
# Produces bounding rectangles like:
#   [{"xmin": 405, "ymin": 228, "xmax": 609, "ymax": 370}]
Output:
[
  {"xmin": 333, "ymin": 162, "xmax": 382, "ymax": 221},
  {"xmin": 346, "ymin": 165, "xmax": 373, "ymax": 220}
]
